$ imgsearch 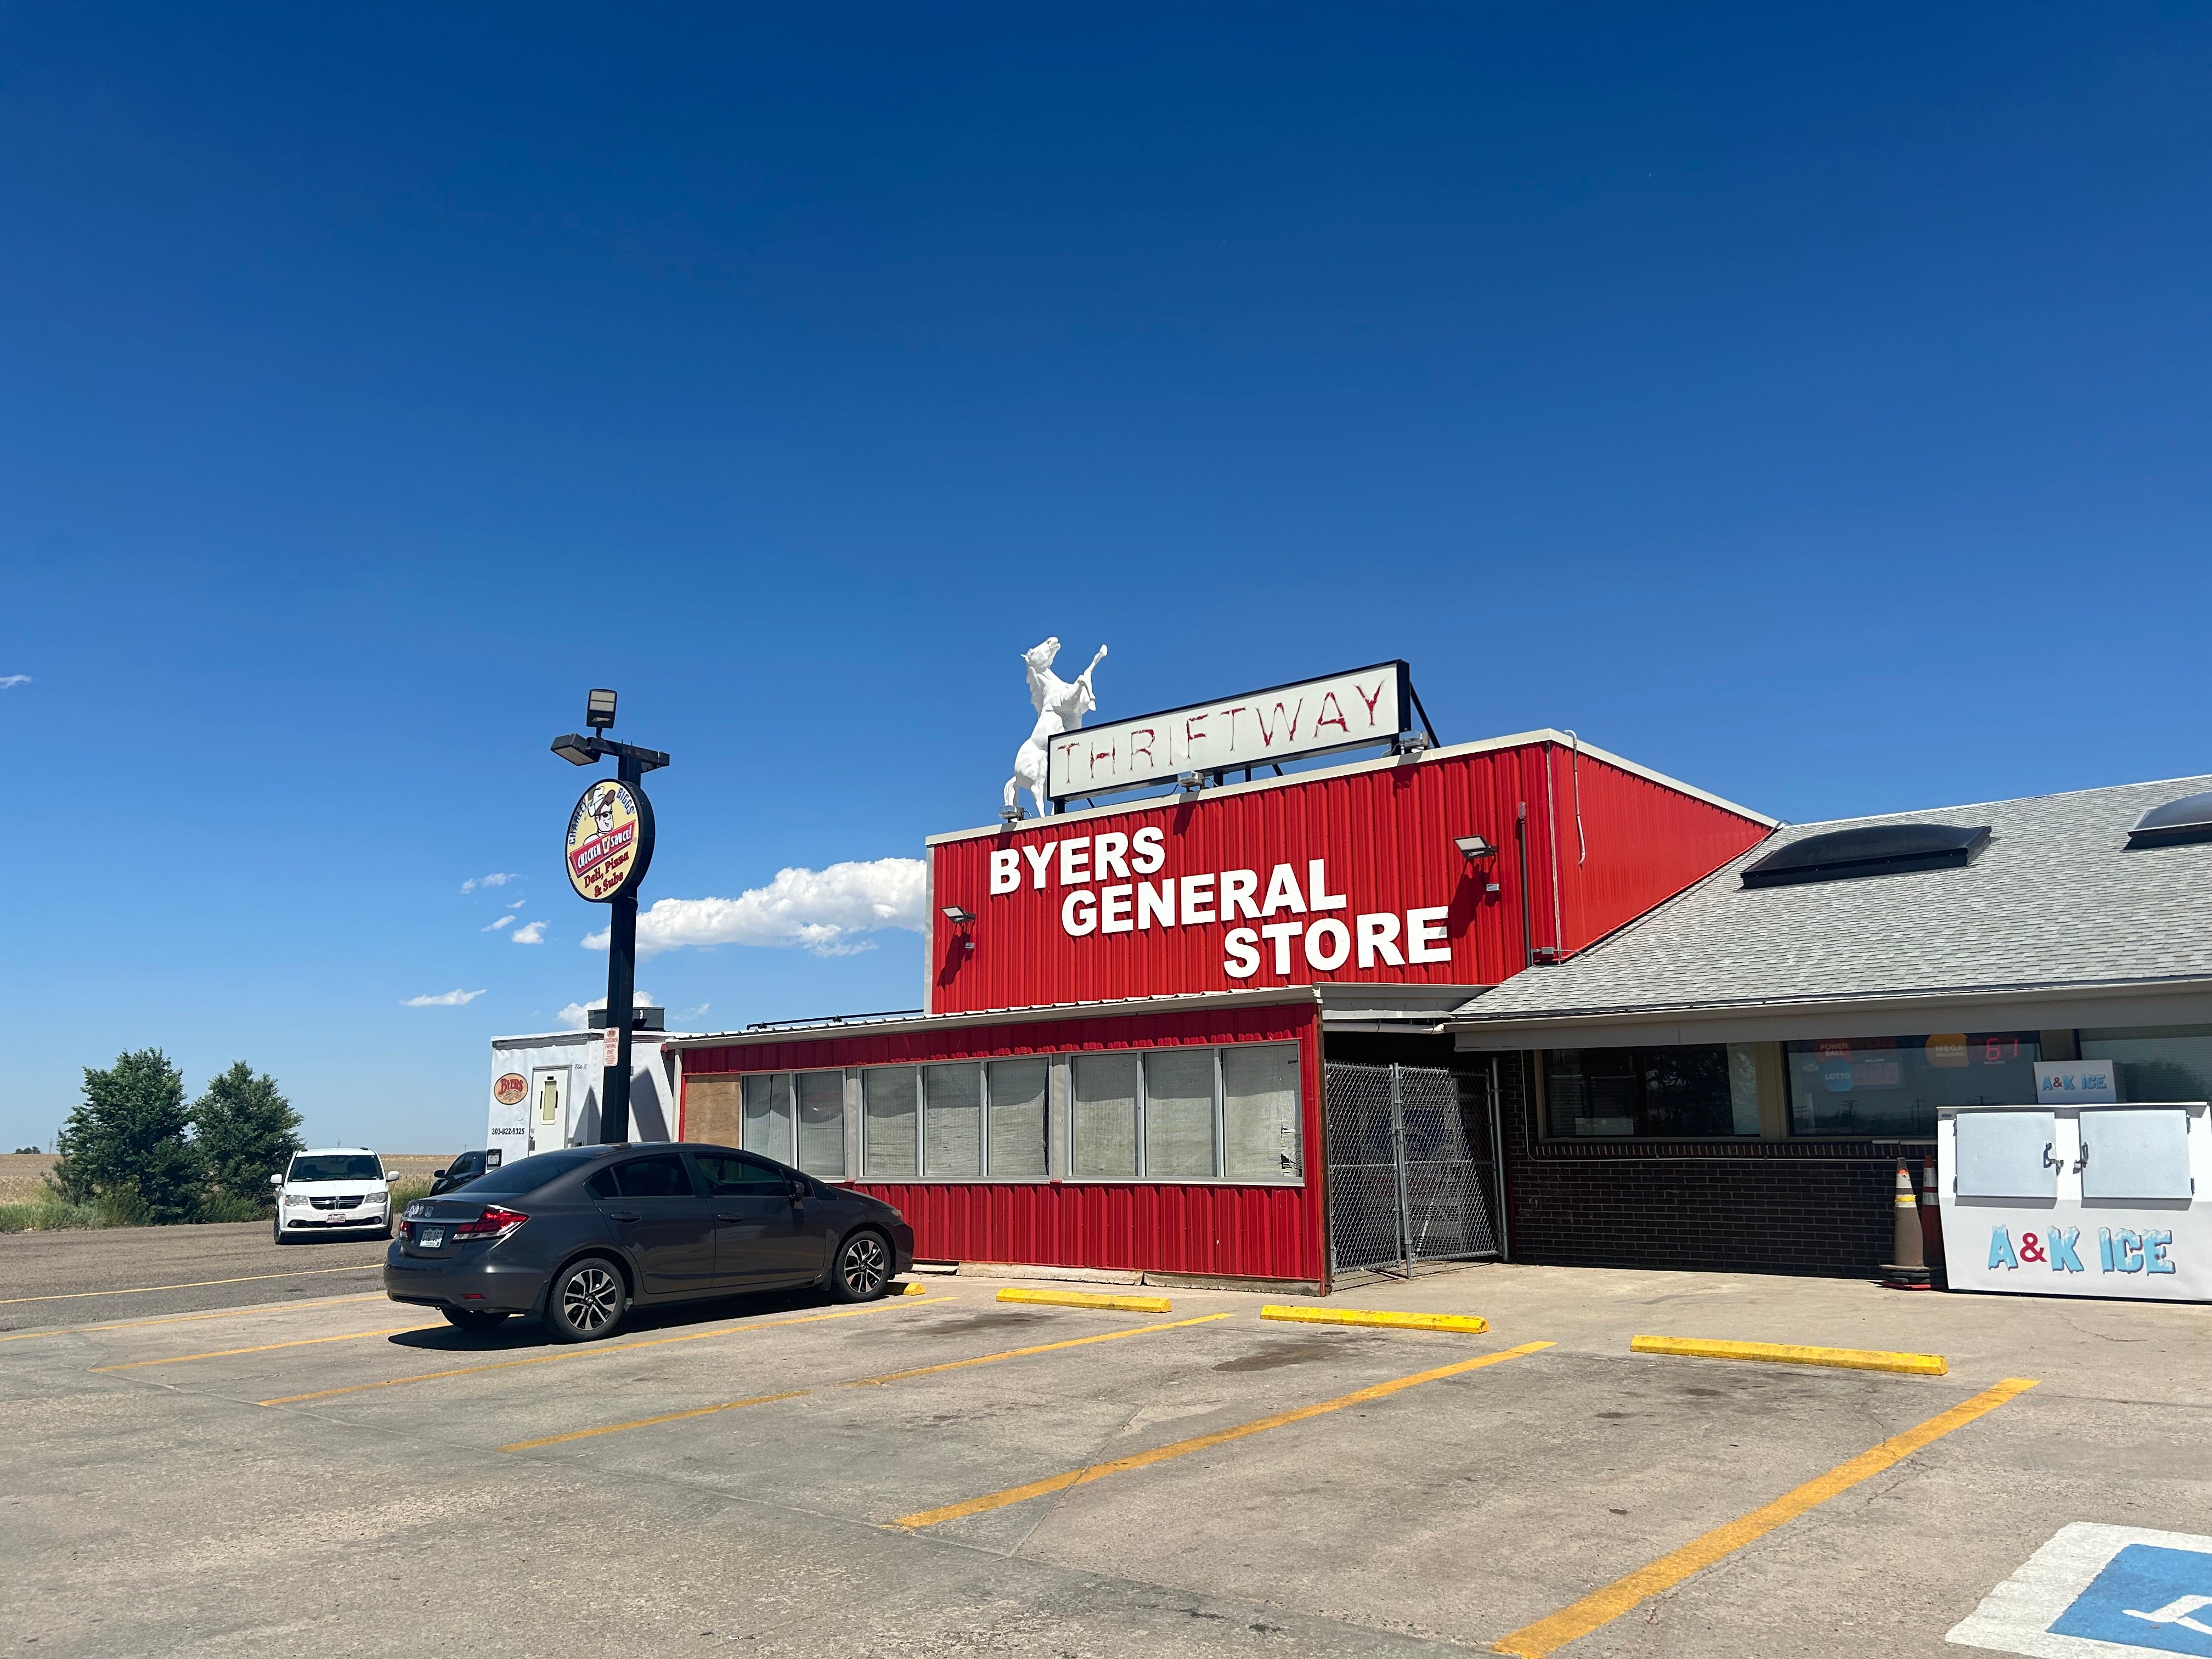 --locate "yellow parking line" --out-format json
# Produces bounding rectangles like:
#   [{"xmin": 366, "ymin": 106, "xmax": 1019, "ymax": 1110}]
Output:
[
  {"xmin": 894, "ymin": 1339, "xmax": 1554, "ymax": 1529},
  {"xmin": 0, "ymin": 1294, "xmax": 387, "ymax": 1344},
  {"xmin": 853, "ymin": 1311, "xmax": 1231, "ymax": 1387},
  {"xmin": 1490, "ymin": 1375, "xmax": 2040, "ymax": 1657},
  {"xmin": 258, "ymin": 1294, "xmax": 938, "ymax": 1407},
  {"xmin": 91, "ymin": 1323, "xmax": 439, "ymax": 1372},
  {"xmin": 0, "ymin": 1262, "xmax": 387, "ymax": 1305},
  {"xmin": 1630, "ymin": 1334, "xmax": 1947, "ymax": 1376},
  {"xmin": 502, "ymin": 1309, "xmax": 1248, "ymax": 1451},
  {"xmin": 503, "ymin": 1389, "xmax": 813, "ymax": 1449},
  {"xmin": 499, "ymin": 1311, "xmax": 1237, "ymax": 1453}
]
